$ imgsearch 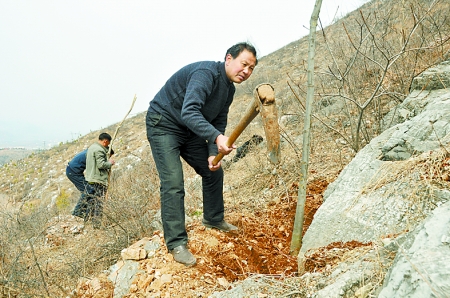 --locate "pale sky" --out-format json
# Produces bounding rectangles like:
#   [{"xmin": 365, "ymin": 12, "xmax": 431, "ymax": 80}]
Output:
[{"xmin": 0, "ymin": 0, "xmax": 367, "ymax": 148}]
